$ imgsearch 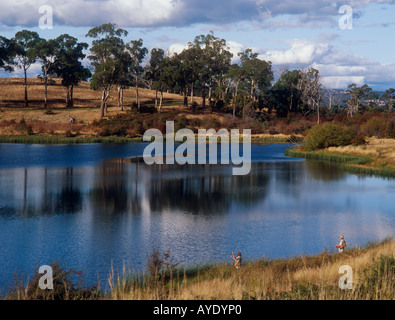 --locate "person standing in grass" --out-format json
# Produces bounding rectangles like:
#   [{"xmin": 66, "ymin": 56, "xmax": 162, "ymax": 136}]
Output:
[
  {"xmin": 231, "ymin": 251, "xmax": 242, "ymax": 269},
  {"xmin": 336, "ymin": 235, "xmax": 346, "ymax": 253}
]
